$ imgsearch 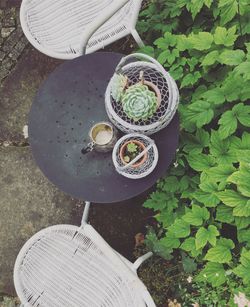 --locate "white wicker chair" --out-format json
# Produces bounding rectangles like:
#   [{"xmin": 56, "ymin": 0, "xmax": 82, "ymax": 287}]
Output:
[
  {"xmin": 14, "ymin": 202, "xmax": 156, "ymax": 307},
  {"xmin": 20, "ymin": 0, "xmax": 144, "ymax": 59}
]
